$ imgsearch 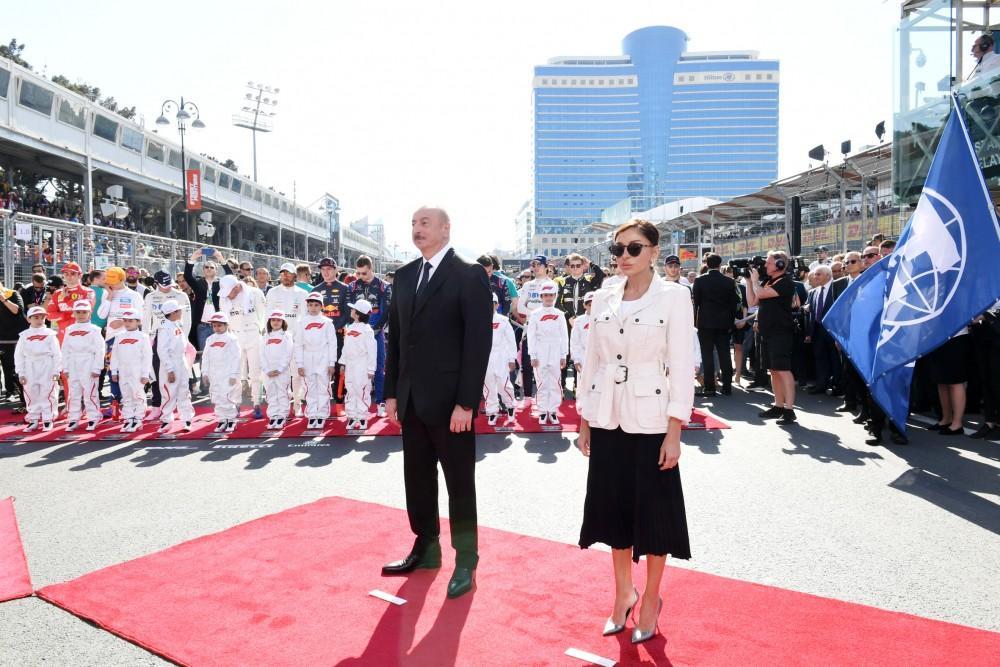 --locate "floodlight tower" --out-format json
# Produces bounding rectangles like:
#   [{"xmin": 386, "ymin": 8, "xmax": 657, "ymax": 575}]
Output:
[{"xmin": 233, "ymin": 81, "xmax": 279, "ymax": 182}]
